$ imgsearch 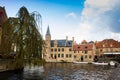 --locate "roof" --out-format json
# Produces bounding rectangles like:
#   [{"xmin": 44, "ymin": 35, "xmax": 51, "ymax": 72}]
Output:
[
  {"xmin": 46, "ymin": 26, "xmax": 51, "ymax": 36},
  {"xmin": 51, "ymin": 40, "xmax": 72, "ymax": 47},
  {"xmin": 95, "ymin": 39, "xmax": 120, "ymax": 48},
  {"xmin": 81, "ymin": 40, "xmax": 87, "ymax": 44},
  {"xmin": 73, "ymin": 44, "xmax": 93, "ymax": 51}
]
